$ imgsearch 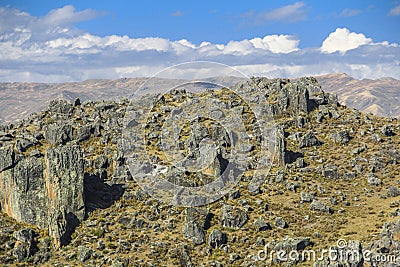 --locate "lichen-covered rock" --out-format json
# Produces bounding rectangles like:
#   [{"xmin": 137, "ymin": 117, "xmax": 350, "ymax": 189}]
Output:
[
  {"xmin": 331, "ymin": 130, "xmax": 351, "ymax": 144},
  {"xmin": 76, "ymin": 125, "xmax": 92, "ymax": 142},
  {"xmin": 45, "ymin": 144, "xmax": 85, "ymax": 247},
  {"xmin": 322, "ymin": 164, "xmax": 340, "ymax": 180},
  {"xmin": 310, "ymin": 200, "xmax": 332, "ymax": 213},
  {"xmin": 12, "ymin": 228, "xmax": 38, "ymax": 262},
  {"xmin": 44, "ymin": 123, "xmax": 73, "ymax": 145},
  {"xmin": 275, "ymin": 217, "xmax": 288, "ymax": 229},
  {"xmin": 182, "ymin": 208, "xmax": 210, "ymax": 245},
  {"xmin": 367, "ymin": 173, "xmax": 382, "ymax": 186},
  {"xmin": 221, "ymin": 205, "xmax": 248, "ymax": 229},
  {"xmin": 0, "ymin": 156, "xmax": 48, "ymax": 227},
  {"xmin": 0, "ymin": 144, "xmax": 84, "ymax": 248},
  {"xmin": 77, "ymin": 245, "xmax": 92, "ymax": 262},
  {"xmin": 254, "ymin": 217, "xmax": 271, "ymax": 231},
  {"xmin": 47, "ymin": 99, "xmax": 73, "ymax": 117},
  {"xmin": 208, "ymin": 229, "xmax": 227, "ymax": 248},
  {"xmin": 299, "ymin": 131, "xmax": 321, "ymax": 148},
  {"xmin": 0, "ymin": 145, "xmax": 14, "ymax": 171}
]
